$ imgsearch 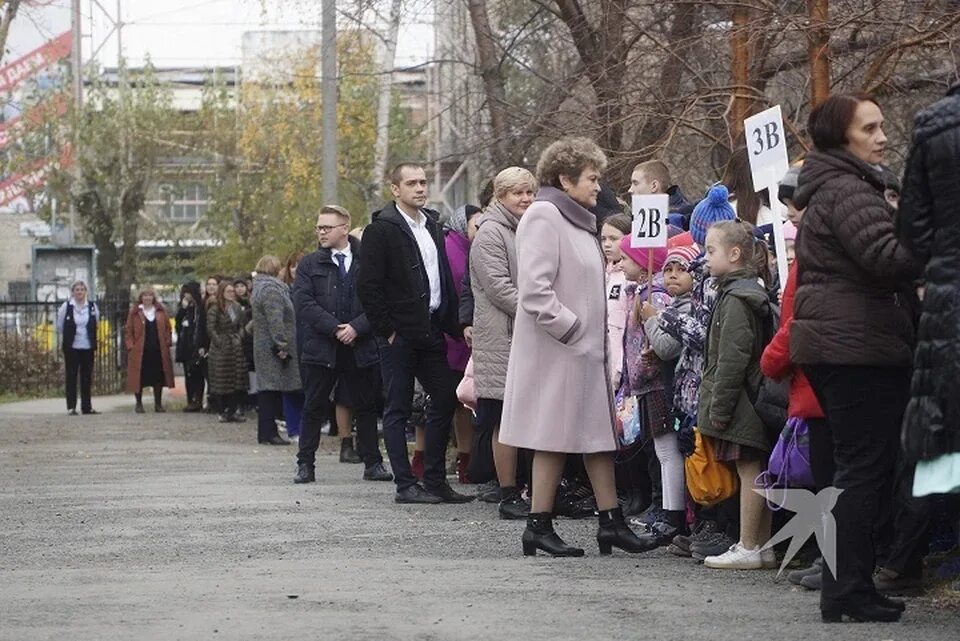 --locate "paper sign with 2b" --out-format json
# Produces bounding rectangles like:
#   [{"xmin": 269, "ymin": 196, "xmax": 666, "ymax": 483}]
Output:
[{"xmin": 631, "ymin": 194, "xmax": 669, "ymax": 249}]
